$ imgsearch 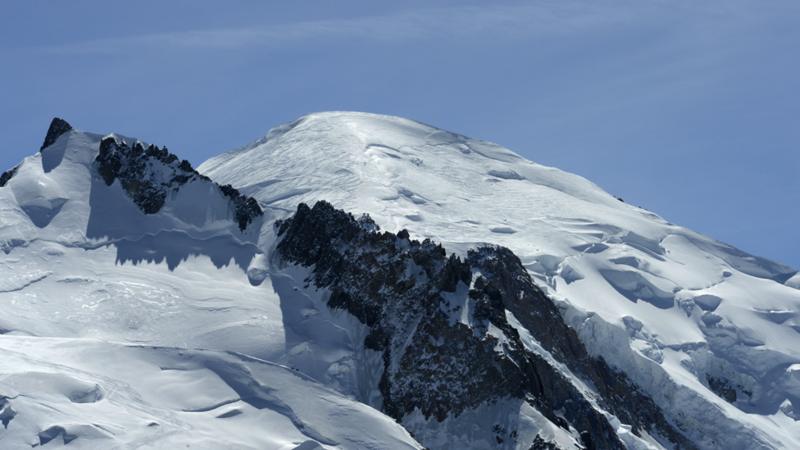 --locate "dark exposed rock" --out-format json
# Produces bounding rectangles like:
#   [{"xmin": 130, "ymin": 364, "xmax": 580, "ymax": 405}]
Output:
[
  {"xmin": 277, "ymin": 203, "xmax": 520, "ymax": 424},
  {"xmin": 439, "ymin": 253, "xmax": 471, "ymax": 292},
  {"xmin": 276, "ymin": 201, "xmax": 671, "ymax": 449},
  {"xmin": 0, "ymin": 396, "xmax": 16, "ymax": 429},
  {"xmin": 94, "ymin": 136, "xmax": 262, "ymax": 230},
  {"xmin": 530, "ymin": 435, "xmax": 561, "ymax": 450},
  {"xmin": 0, "ymin": 165, "xmax": 18, "ymax": 187},
  {"xmin": 96, "ymin": 137, "xmax": 167, "ymax": 213},
  {"xmin": 38, "ymin": 425, "xmax": 77, "ymax": 446},
  {"xmin": 580, "ymin": 431, "xmax": 596, "ymax": 449},
  {"xmin": 707, "ymin": 375, "xmax": 737, "ymax": 402},
  {"xmin": 218, "ymin": 184, "xmax": 264, "ymax": 231},
  {"xmin": 706, "ymin": 375, "xmax": 750, "ymax": 404},
  {"xmin": 40, "ymin": 117, "xmax": 73, "ymax": 151}
]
